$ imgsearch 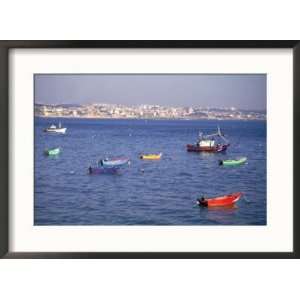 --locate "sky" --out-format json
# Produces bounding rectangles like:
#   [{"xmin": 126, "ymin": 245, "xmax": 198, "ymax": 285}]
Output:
[{"xmin": 34, "ymin": 74, "xmax": 266, "ymax": 110}]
